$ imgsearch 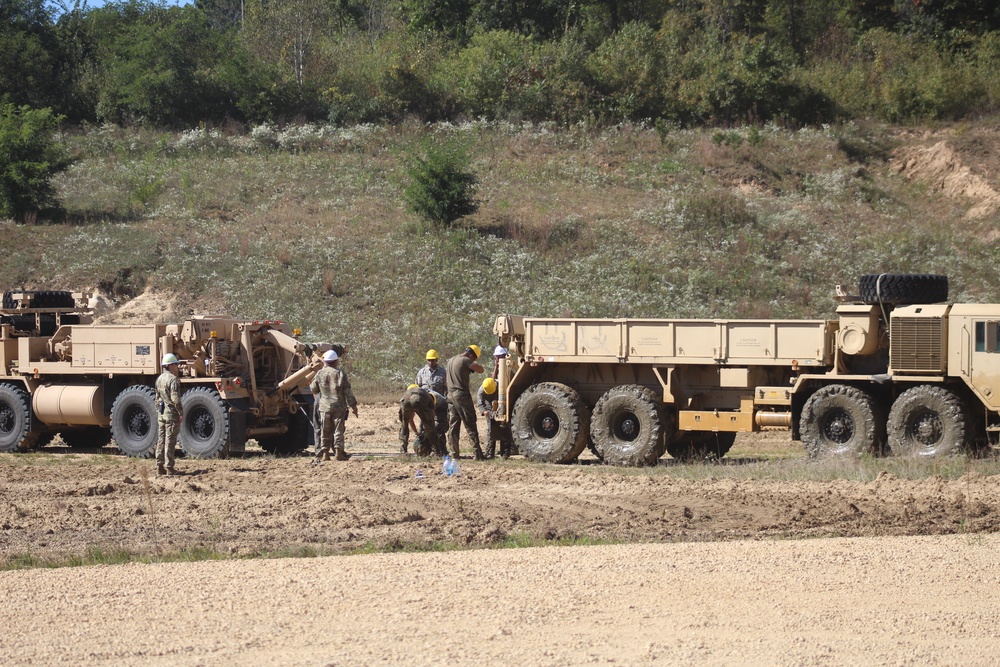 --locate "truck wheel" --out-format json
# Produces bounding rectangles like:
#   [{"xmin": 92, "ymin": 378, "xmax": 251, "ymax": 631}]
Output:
[
  {"xmin": 859, "ymin": 274, "xmax": 948, "ymax": 305},
  {"xmin": 511, "ymin": 382, "xmax": 590, "ymax": 464},
  {"xmin": 180, "ymin": 387, "xmax": 230, "ymax": 459},
  {"xmin": 0, "ymin": 384, "xmax": 37, "ymax": 452},
  {"xmin": 667, "ymin": 432, "xmax": 737, "ymax": 461},
  {"xmin": 110, "ymin": 385, "xmax": 157, "ymax": 458},
  {"xmin": 800, "ymin": 384, "xmax": 885, "ymax": 458},
  {"xmin": 61, "ymin": 427, "xmax": 113, "ymax": 449},
  {"xmin": 590, "ymin": 385, "xmax": 668, "ymax": 466},
  {"xmin": 887, "ymin": 385, "xmax": 969, "ymax": 457}
]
